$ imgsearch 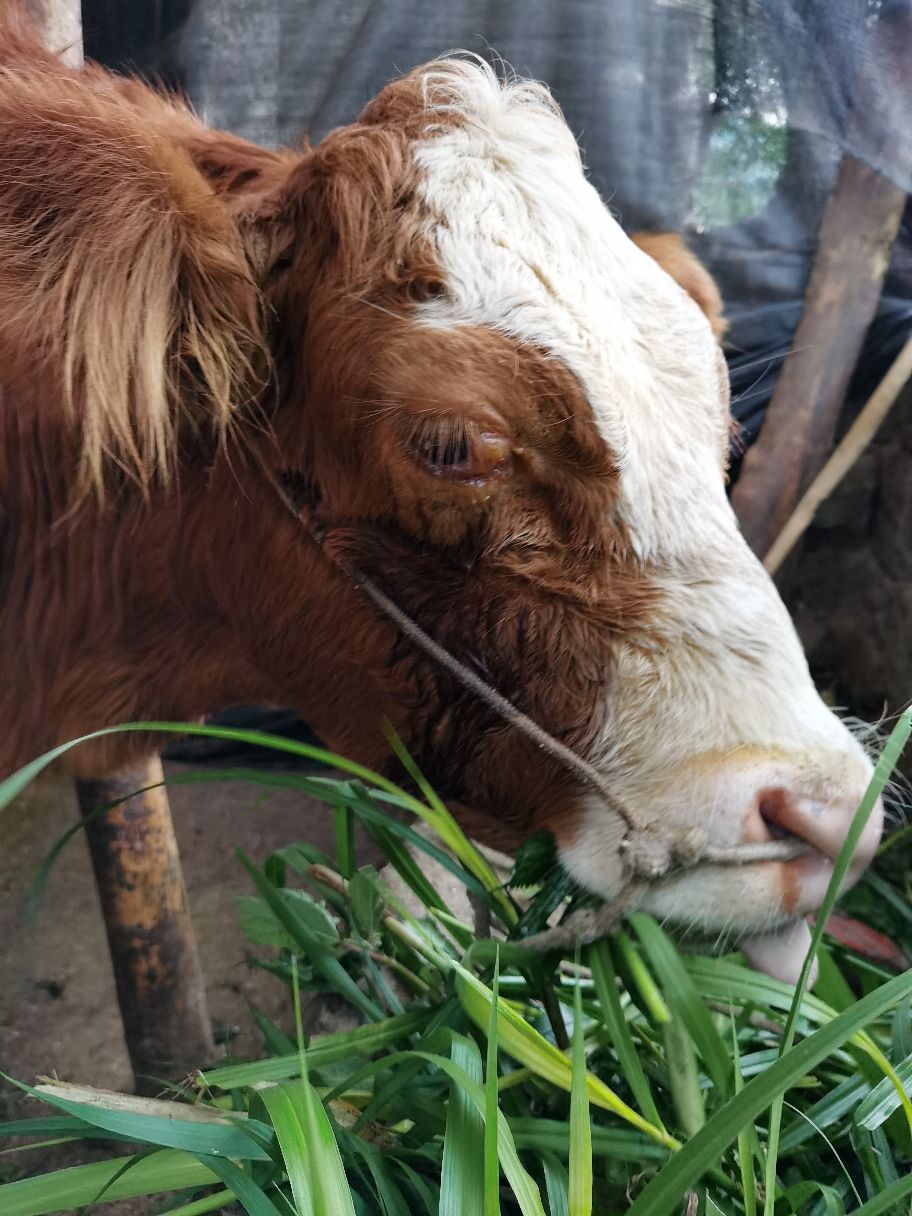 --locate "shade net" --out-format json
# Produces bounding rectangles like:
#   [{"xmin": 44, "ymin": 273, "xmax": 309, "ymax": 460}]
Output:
[{"xmin": 83, "ymin": 0, "xmax": 912, "ymax": 446}]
